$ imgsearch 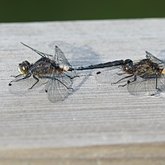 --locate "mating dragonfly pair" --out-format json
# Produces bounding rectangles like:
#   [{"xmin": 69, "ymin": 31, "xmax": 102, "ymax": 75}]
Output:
[{"xmin": 9, "ymin": 43, "xmax": 165, "ymax": 102}]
